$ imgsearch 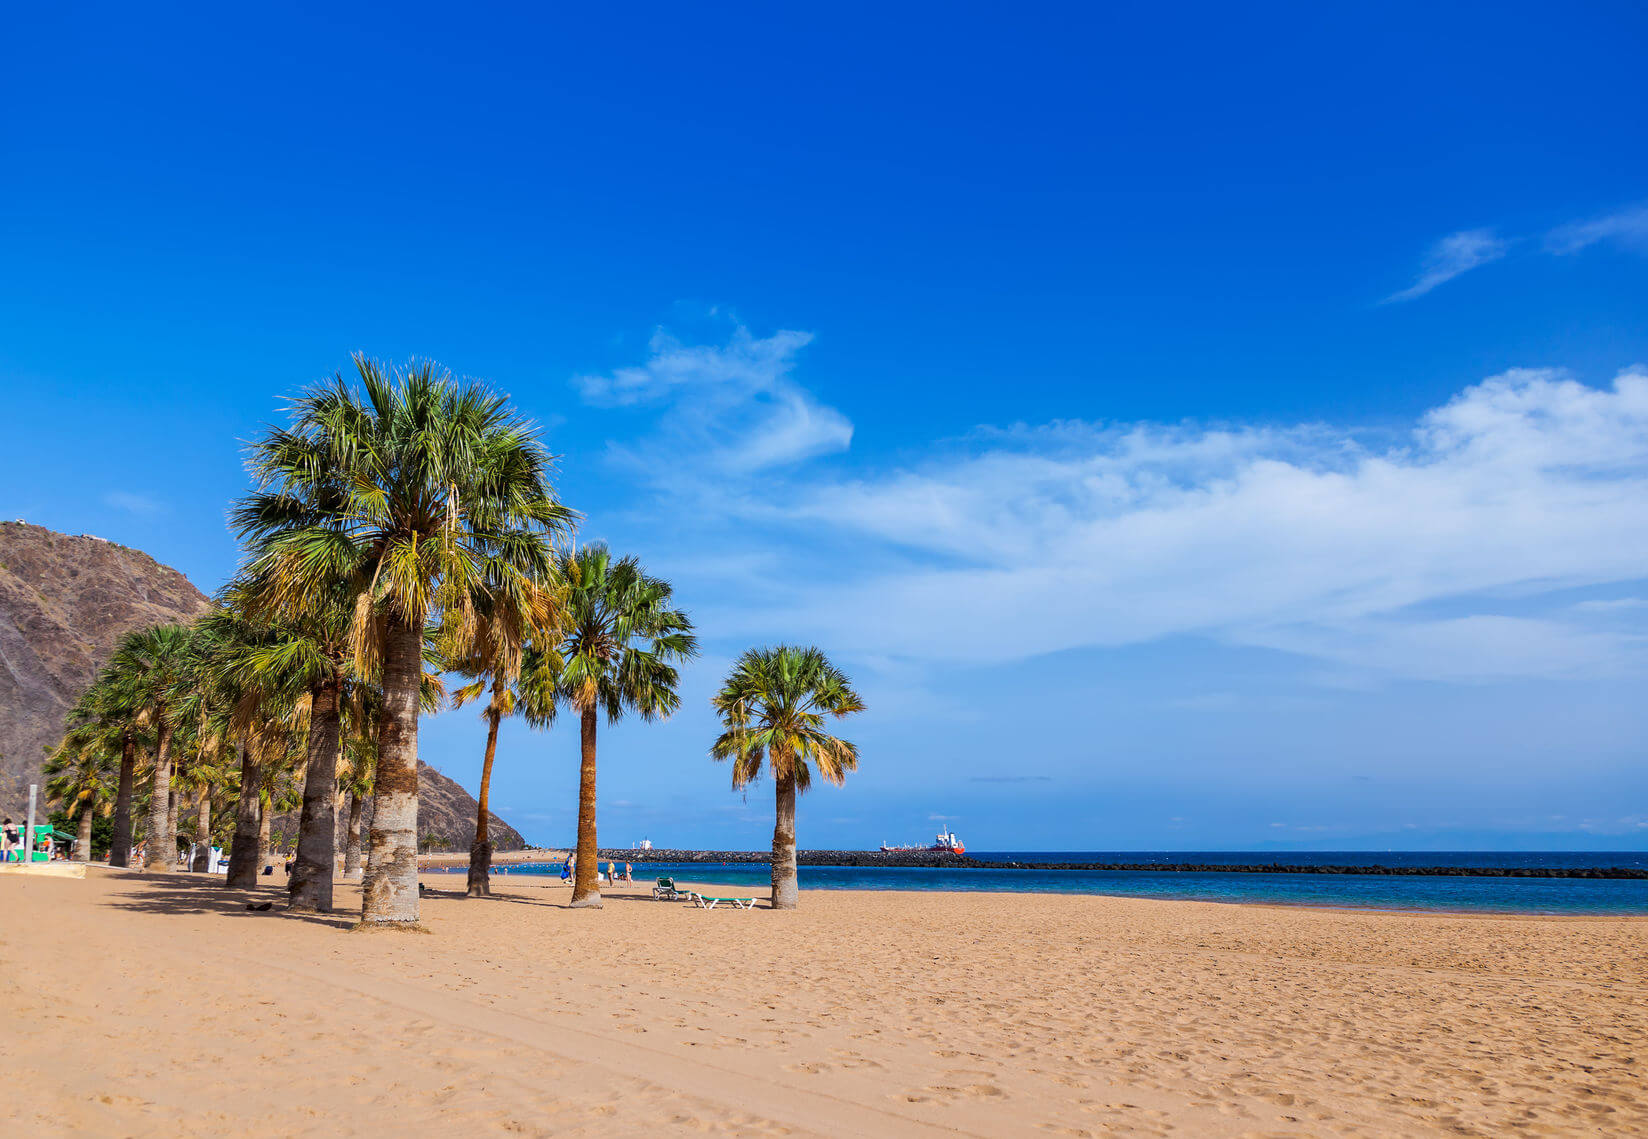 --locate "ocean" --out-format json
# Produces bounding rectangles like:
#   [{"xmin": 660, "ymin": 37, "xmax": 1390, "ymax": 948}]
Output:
[{"xmin": 456, "ymin": 850, "xmax": 1648, "ymax": 915}]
